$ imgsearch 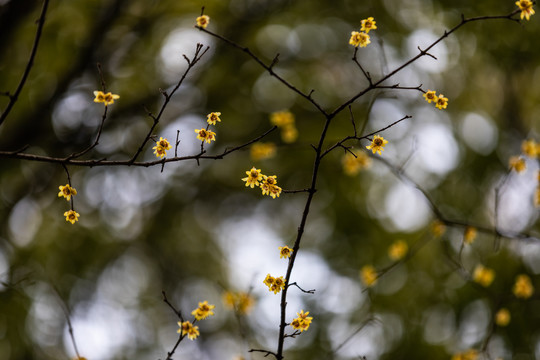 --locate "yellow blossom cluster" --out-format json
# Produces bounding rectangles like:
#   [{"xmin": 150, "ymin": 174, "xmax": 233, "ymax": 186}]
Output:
[
  {"xmin": 423, "ymin": 89, "xmax": 448, "ymax": 110},
  {"xmin": 509, "ymin": 139, "xmax": 540, "ymax": 206},
  {"xmin": 222, "ymin": 291, "xmax": 255, "ymax": 315},
  {"xmin": 250, "ymin": 142, "xmax": 277, "ymax": 161},
  {"xmin": 58, "ymin": 184, "xmax": 80, "ymax": 224},
  {"xmin": 263, "ymin": 274, "xmax": 286, "ymax": 294},
  {"xmin": 176, "ymin": 300, "xmax": 216, "ymax": 341},
  {"xmin": 366, "ymin": 135, "xmax": 388, "ymax": 155},
  {"xmin": 388, "ymin": 240, "xmax": 408, "ymax": 261},
  {"xmin": 342, "ymin": 150, "xmax": 371, "ymax": 175},
  {"xmin": 93, "ymin": 90, "xmax": 120, "ymax": 106},
  {"xmin": 177, "ymin": 321, "xmax": 200, "ymax": 340},
  {"xmin": 349, "ymin": 17, "xmax": 376, "ymax": 47},
  {"xmin": 495, "ymin": 308, "xmax": 511, "ymax": 327},
  {"xmin": 360, "ymin": 265, "xmax": 378, "ymax": 287},
  {"xmin": 472, "ymin": 264, "xmax": 495, "ymax": 287},
  {"xmin": 242, "ymin": 167, "xmax": 282, "ymax": 199},
  {"xmin": 152, "ymin": 137, "xmax": 172, "ymax": 158},
  {"xmin": 290, "ymin": 310, "xmax": 313, "ymax": 333},
  {"xmin": 270, "ymin": 111, "xmax": 298, "ymax": 143},
  {"xmin": 513, "ymin": 274, "xmax": 534, "ymax": 299},
  {"xmin": 191, "ymin": 301, "xmax": 215, "ymax": 320},
  {"xmin": 516, "ymin": 0, "xmax": 535, "ymax": 20}
]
